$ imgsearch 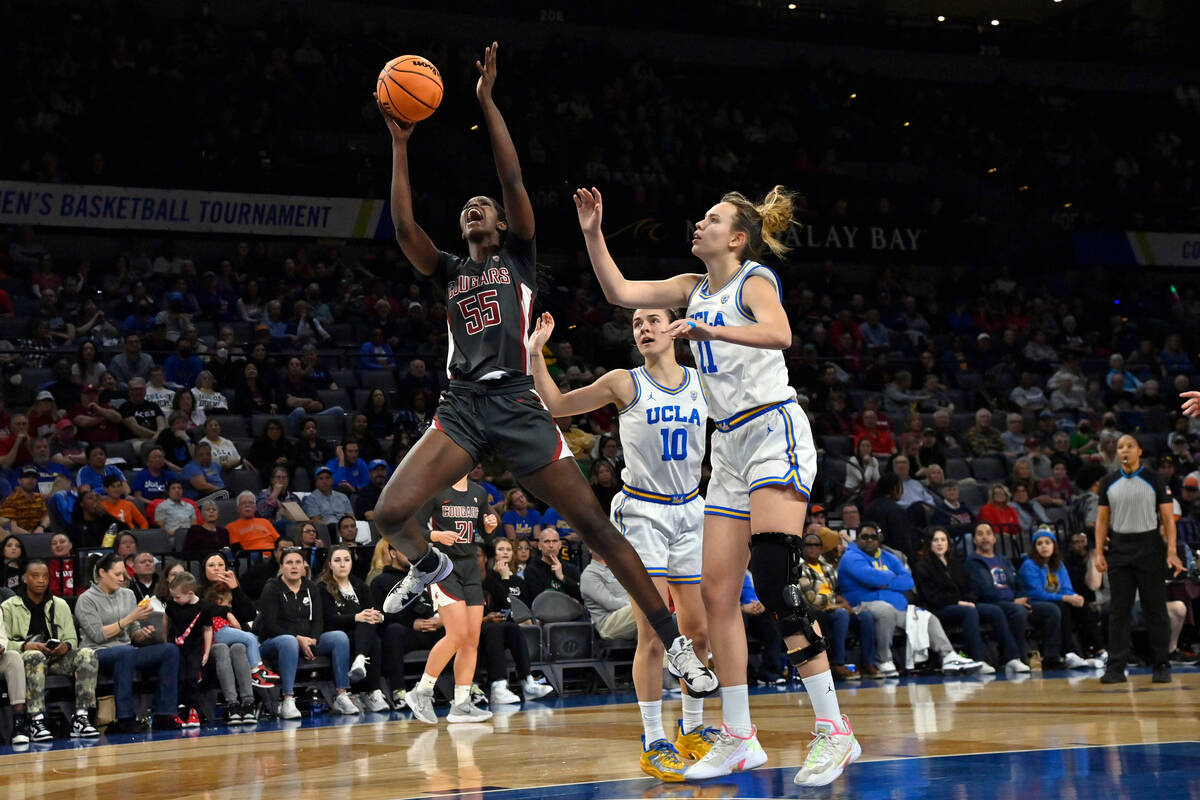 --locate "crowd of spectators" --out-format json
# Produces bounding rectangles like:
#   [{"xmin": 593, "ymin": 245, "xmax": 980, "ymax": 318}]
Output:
[{"xmin": 3, "ymin": 1, "xmax": 1198, "ymax": 247}]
